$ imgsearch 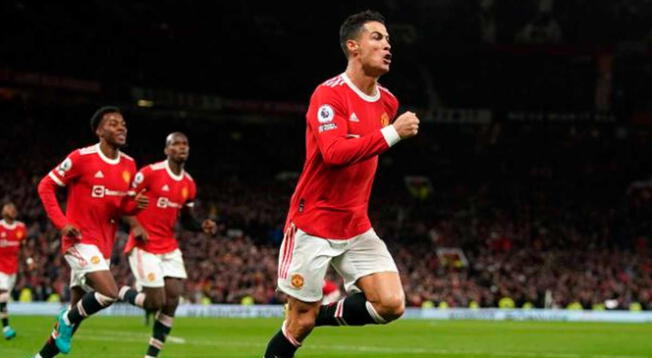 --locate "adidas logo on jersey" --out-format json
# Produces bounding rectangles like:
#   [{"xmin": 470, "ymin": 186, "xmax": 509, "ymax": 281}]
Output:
[
  {"xmin": 94, "ymin": 170, "xmax": 104, "ymax": 178},
  {"xmin": 349, "ymin": 112, "xmax": 359, "ymax": 122},
  {"xmin": 162, "ymin": 184, "xmax": 170, "ymax": 192}
]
